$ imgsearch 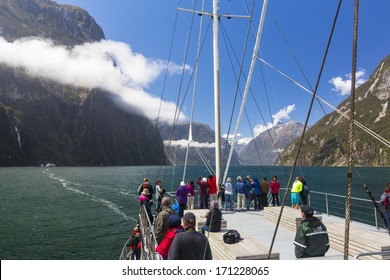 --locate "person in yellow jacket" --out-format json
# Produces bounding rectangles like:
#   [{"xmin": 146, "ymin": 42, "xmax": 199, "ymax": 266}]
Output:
[{"xmin": 291, "ymin": 176, "xmax": 303, "ymax": 209}]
